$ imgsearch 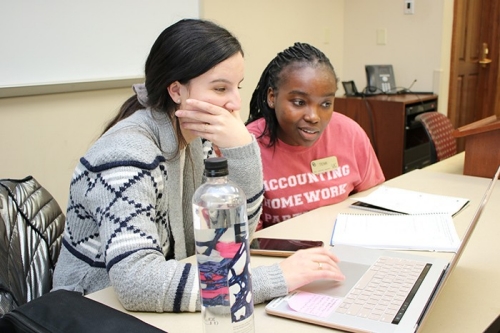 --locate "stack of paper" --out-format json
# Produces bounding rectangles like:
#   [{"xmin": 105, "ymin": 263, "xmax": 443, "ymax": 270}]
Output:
[{"xmin": 331, "ymin": 213, "xmax": 461, "ymax": 252}]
